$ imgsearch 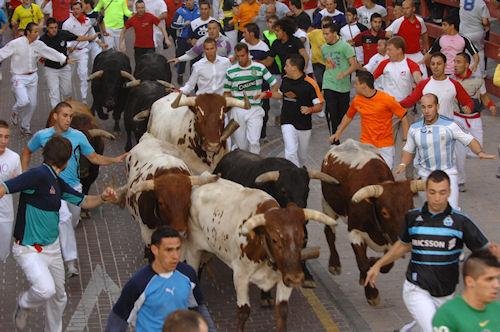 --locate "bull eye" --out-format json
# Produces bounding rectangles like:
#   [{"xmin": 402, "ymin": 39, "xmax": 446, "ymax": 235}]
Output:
[{"xmin": 381, "ymin": 208, "xmax": 390, "ymax": 219}]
